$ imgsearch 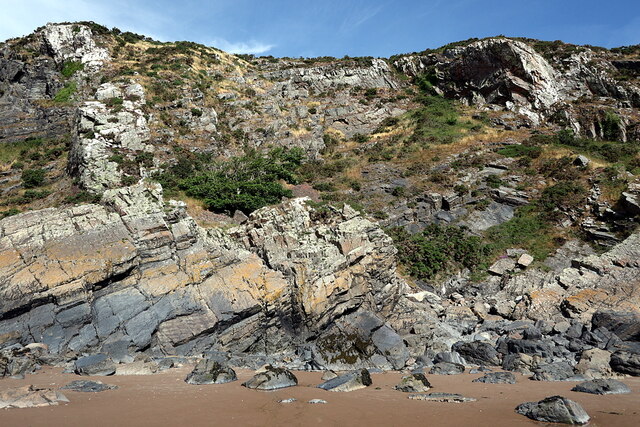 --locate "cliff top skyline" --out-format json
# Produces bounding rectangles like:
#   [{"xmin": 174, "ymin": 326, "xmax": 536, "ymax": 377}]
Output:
[{"xmin": 1, "ymin": 0, "xmax": 638, "ymax": 58}]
